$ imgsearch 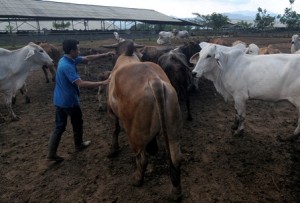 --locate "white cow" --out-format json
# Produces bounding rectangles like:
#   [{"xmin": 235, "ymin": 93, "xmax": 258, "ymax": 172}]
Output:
[
  {"xmin": 173, "ymin": 29, "xmax": 189, "ymax": 39},
  {"xmin": 231, "ymin": 41, "xmax": 260, "ymax": 55},
  {"xmin": 157, "ymin": 31, "xmax": 174, "ymax": 45},
  {"xmin": 195, "ymin": 42, "xmax": 247, "ymax": 54},
  {"xmin": 191, "ymin": 43, "xmax": 300, "ymax": 141},
  {"xmin": 0, "ymin": 42, "xmax": 53, "ymax": 121},
  {"xmin": 291, "ymin": 34, "xmax": 300, "ymax": 53},
  {"xmin": 245, "ymin": 43, "xmax": 260, "ymax": 55},
  {"xmin": 157, "ymin": 30, "xmax": 189, "ymax": 45}
]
